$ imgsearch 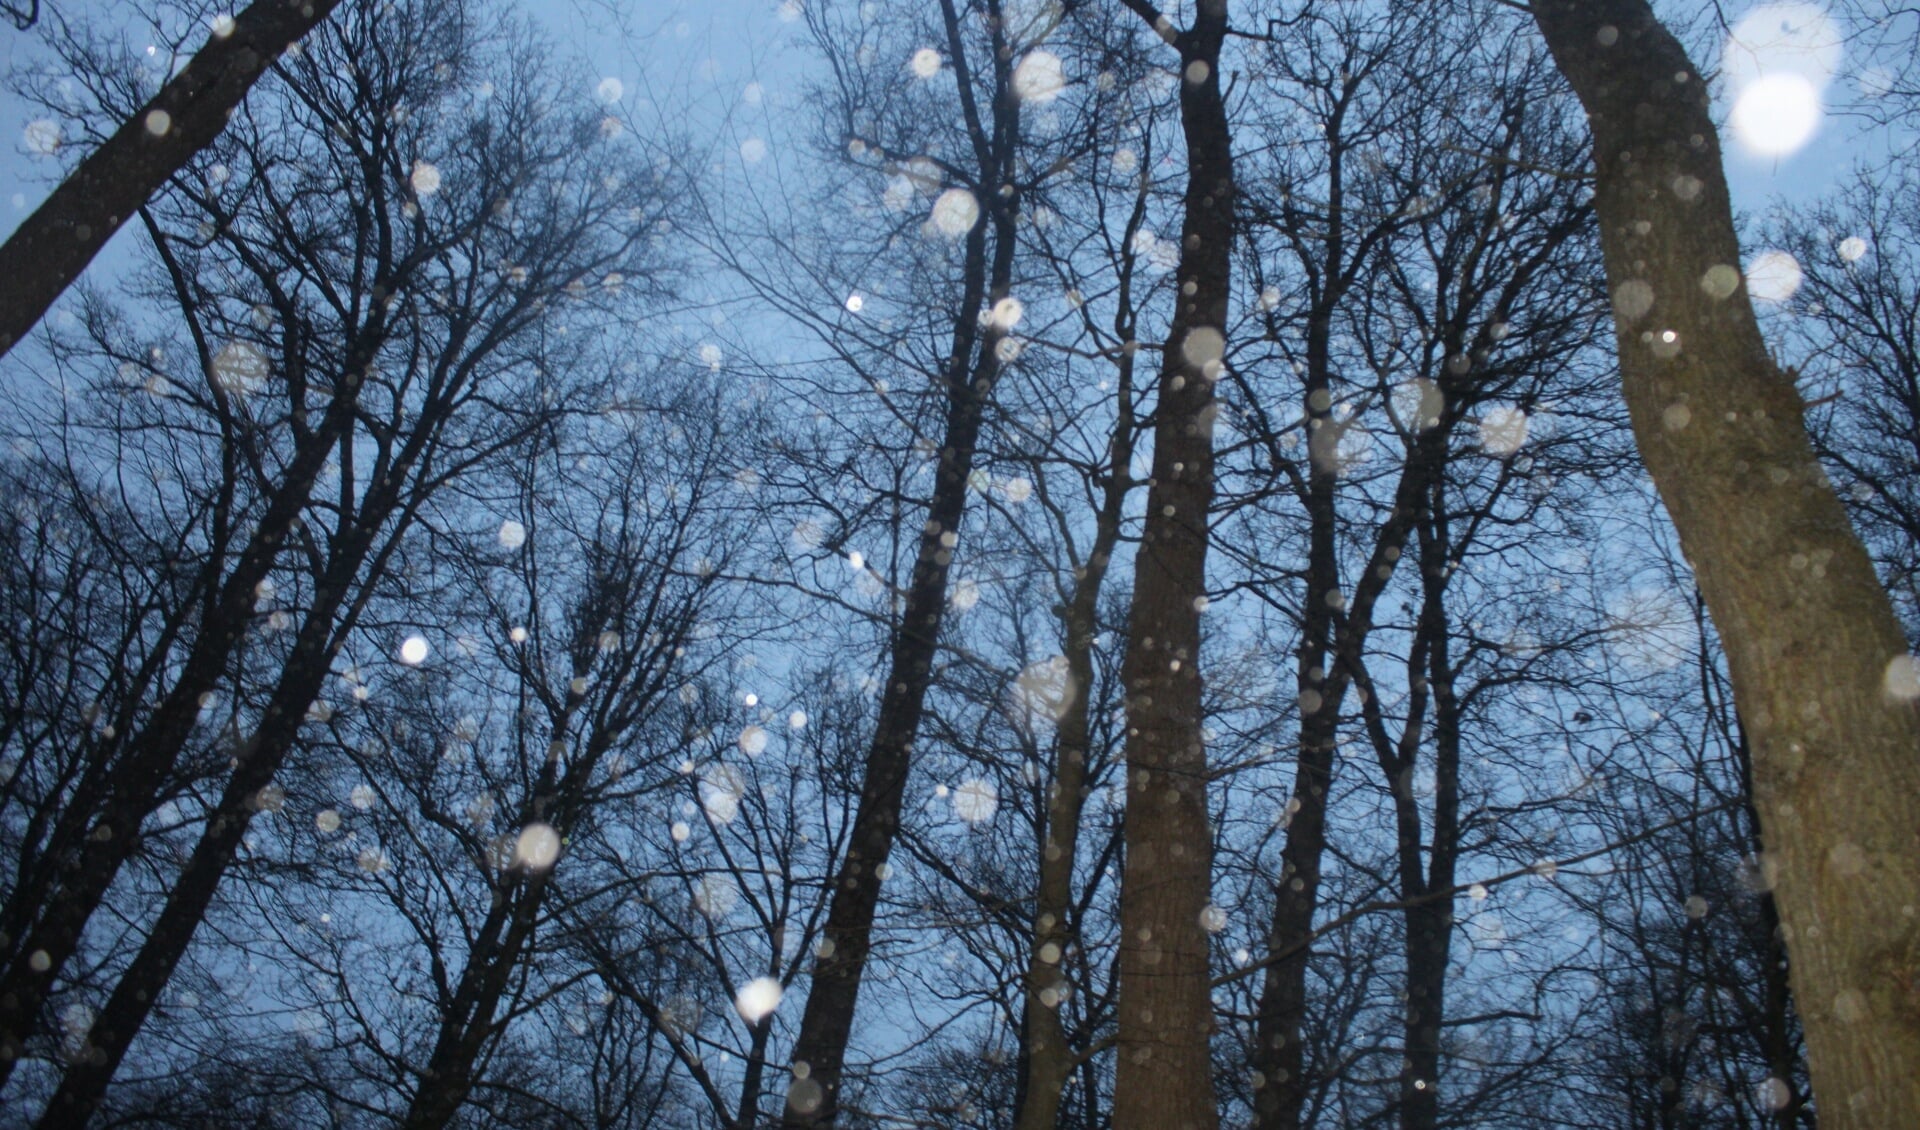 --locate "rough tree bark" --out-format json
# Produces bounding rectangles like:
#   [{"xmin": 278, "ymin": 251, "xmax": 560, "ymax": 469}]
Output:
[
  {"xmin": 1530, "ymin": 3, "xmax": 1920, "ymax": 1125},
  {"xmin": 0, "ymin": 0, "xmax": 343, "ymax": 359},
  {"xmin": 1107, "ymin": 1, "xmax": 1231, "ymax": 1127}
]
